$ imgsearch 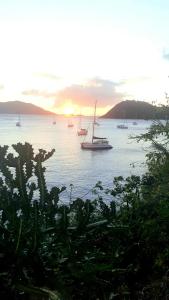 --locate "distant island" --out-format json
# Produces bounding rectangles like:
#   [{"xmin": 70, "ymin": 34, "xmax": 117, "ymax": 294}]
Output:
[
  {"xmin": 101, "ymin": 100, "xmax": 169, "ymax": 120},
  {"xmin": 0, "ymin": 101, "xmax": 55, "ymax": 115}
]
